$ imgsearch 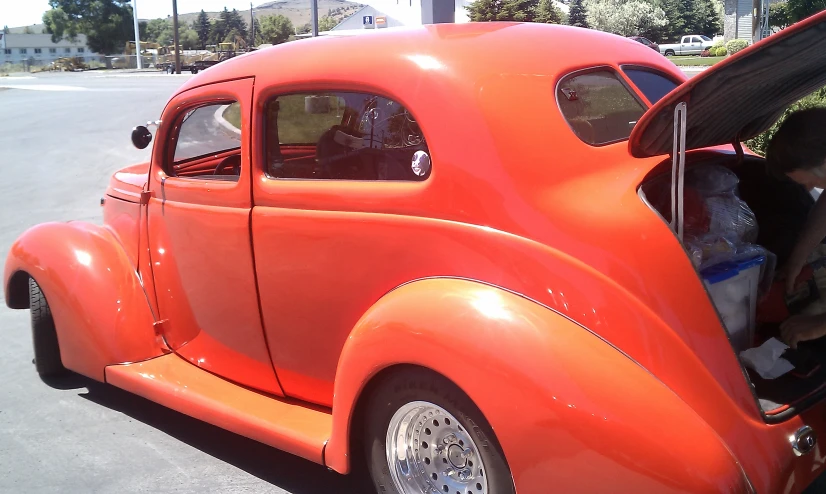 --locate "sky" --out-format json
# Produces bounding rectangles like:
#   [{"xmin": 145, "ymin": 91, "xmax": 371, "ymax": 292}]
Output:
[{"xmin": 2, "ymin": 0, "xmax": 261, "ymax": 28}]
